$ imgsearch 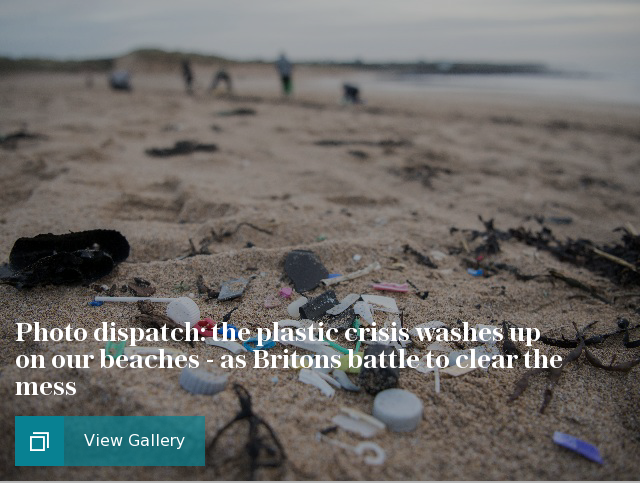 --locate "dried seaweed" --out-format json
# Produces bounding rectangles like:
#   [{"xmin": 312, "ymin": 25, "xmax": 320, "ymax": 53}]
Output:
[
  {"xmin": 508, "ymin": 322, "xmax": 640, "ymax": 413},
  {"xmin": 145, "ymin": 140, "xmax": 218, "ymax": 157},
  {"xmin": 403, "ymin": 245, "xmax": 437, "ymax": 268},
  {"xmin": 134, "ymin": 301, "xmax": 194, "ymax": 346},
  {"xmin": 501, "ymin": 321, "xmax": 522, "ymax": 357},
  {"xmin": 511, "ymin": 320, "xmax": 640, "ymax": 349},
  {"xmin": 548, "ymin": 269, "xmax": 610, "ymax": 304},
  {"xmin": 460, "ymin": 218, "xmax": 640, "ymax": 286},
  {"xmin": 619, "ymin": 318, "xmax": 640, "ymax": 348},
  {"xmin": 314, "ymin": 138, "xmax": 411, "ymax": 148},
  {"xmin": 469, "ymin": 217, "xmax": 507, "ymax": 256},
  {"xmin": 0, "ymin": 129, "xmax": 47, "ymax": 149},
  {"xmin": 509, "ymin": 225, "xmax": 640, "ymax": 286},
  {"xmin": 539, "ymin": 337, "xmax": 585, "ymax": 413},
  {"xmin": 389, "ymin": 164, "xmax": 452, "ymax": 188},
  {"xmin": 128, "ymin": 277, "xmax": 155, "ymax": 297},
  {"xmin": 196, "ymin": 275, "xmax": 219, "ymax": 300},
  {"xmin": 406, "ymin": 279, "xmax": 429, "ymax": 299},
  {"xmin": 207, "ymin": 384, "xmax": 286, "ymax": 480},
  {"xmin": 181, "ymin": 223, "xmax": 273, "ymax": 259}
]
